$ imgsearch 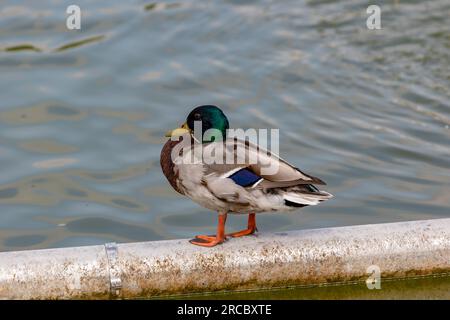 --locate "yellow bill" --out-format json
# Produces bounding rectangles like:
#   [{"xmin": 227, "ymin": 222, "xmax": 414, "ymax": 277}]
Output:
[{"xmin": 165, "ymin": 122, "xmax": 191, "ymax": 137}]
